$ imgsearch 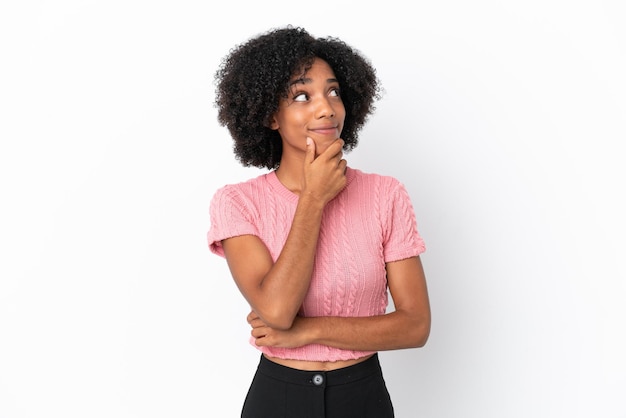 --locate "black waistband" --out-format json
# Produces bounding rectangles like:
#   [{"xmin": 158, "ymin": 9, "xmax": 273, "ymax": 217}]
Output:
[{"xmin": 256, "ymin": 353, "xmax": 382, "ymax": 387}]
